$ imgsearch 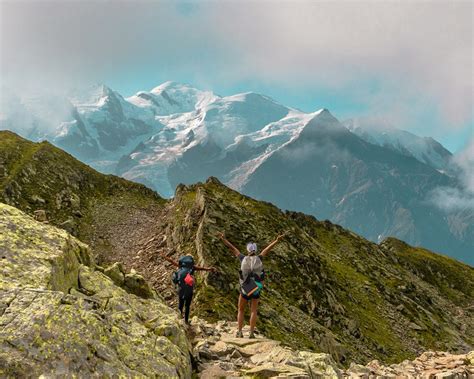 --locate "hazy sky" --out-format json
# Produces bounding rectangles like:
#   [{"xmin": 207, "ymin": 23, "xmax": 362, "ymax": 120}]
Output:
[{"xmin": 0, "ymin": 0, "xmax": 472, "ymax": 152}]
